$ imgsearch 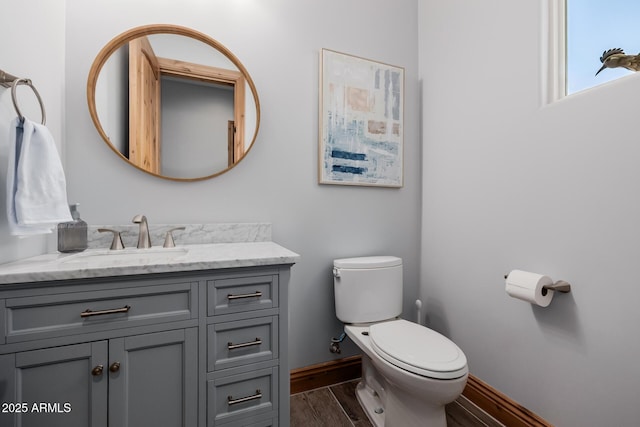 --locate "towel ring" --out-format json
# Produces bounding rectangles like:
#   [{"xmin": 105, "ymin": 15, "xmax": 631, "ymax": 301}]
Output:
[{"xmin": 11, "ymin": 78, "xmax": 46, "ymax": 125}]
